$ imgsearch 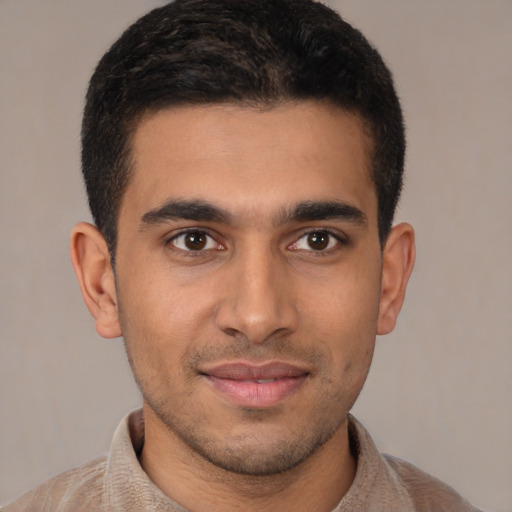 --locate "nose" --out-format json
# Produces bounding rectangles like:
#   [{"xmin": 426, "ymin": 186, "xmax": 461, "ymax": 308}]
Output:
[{"xmin": 216, "ymin": 245, "xmax": 299, "ymax": 344}]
